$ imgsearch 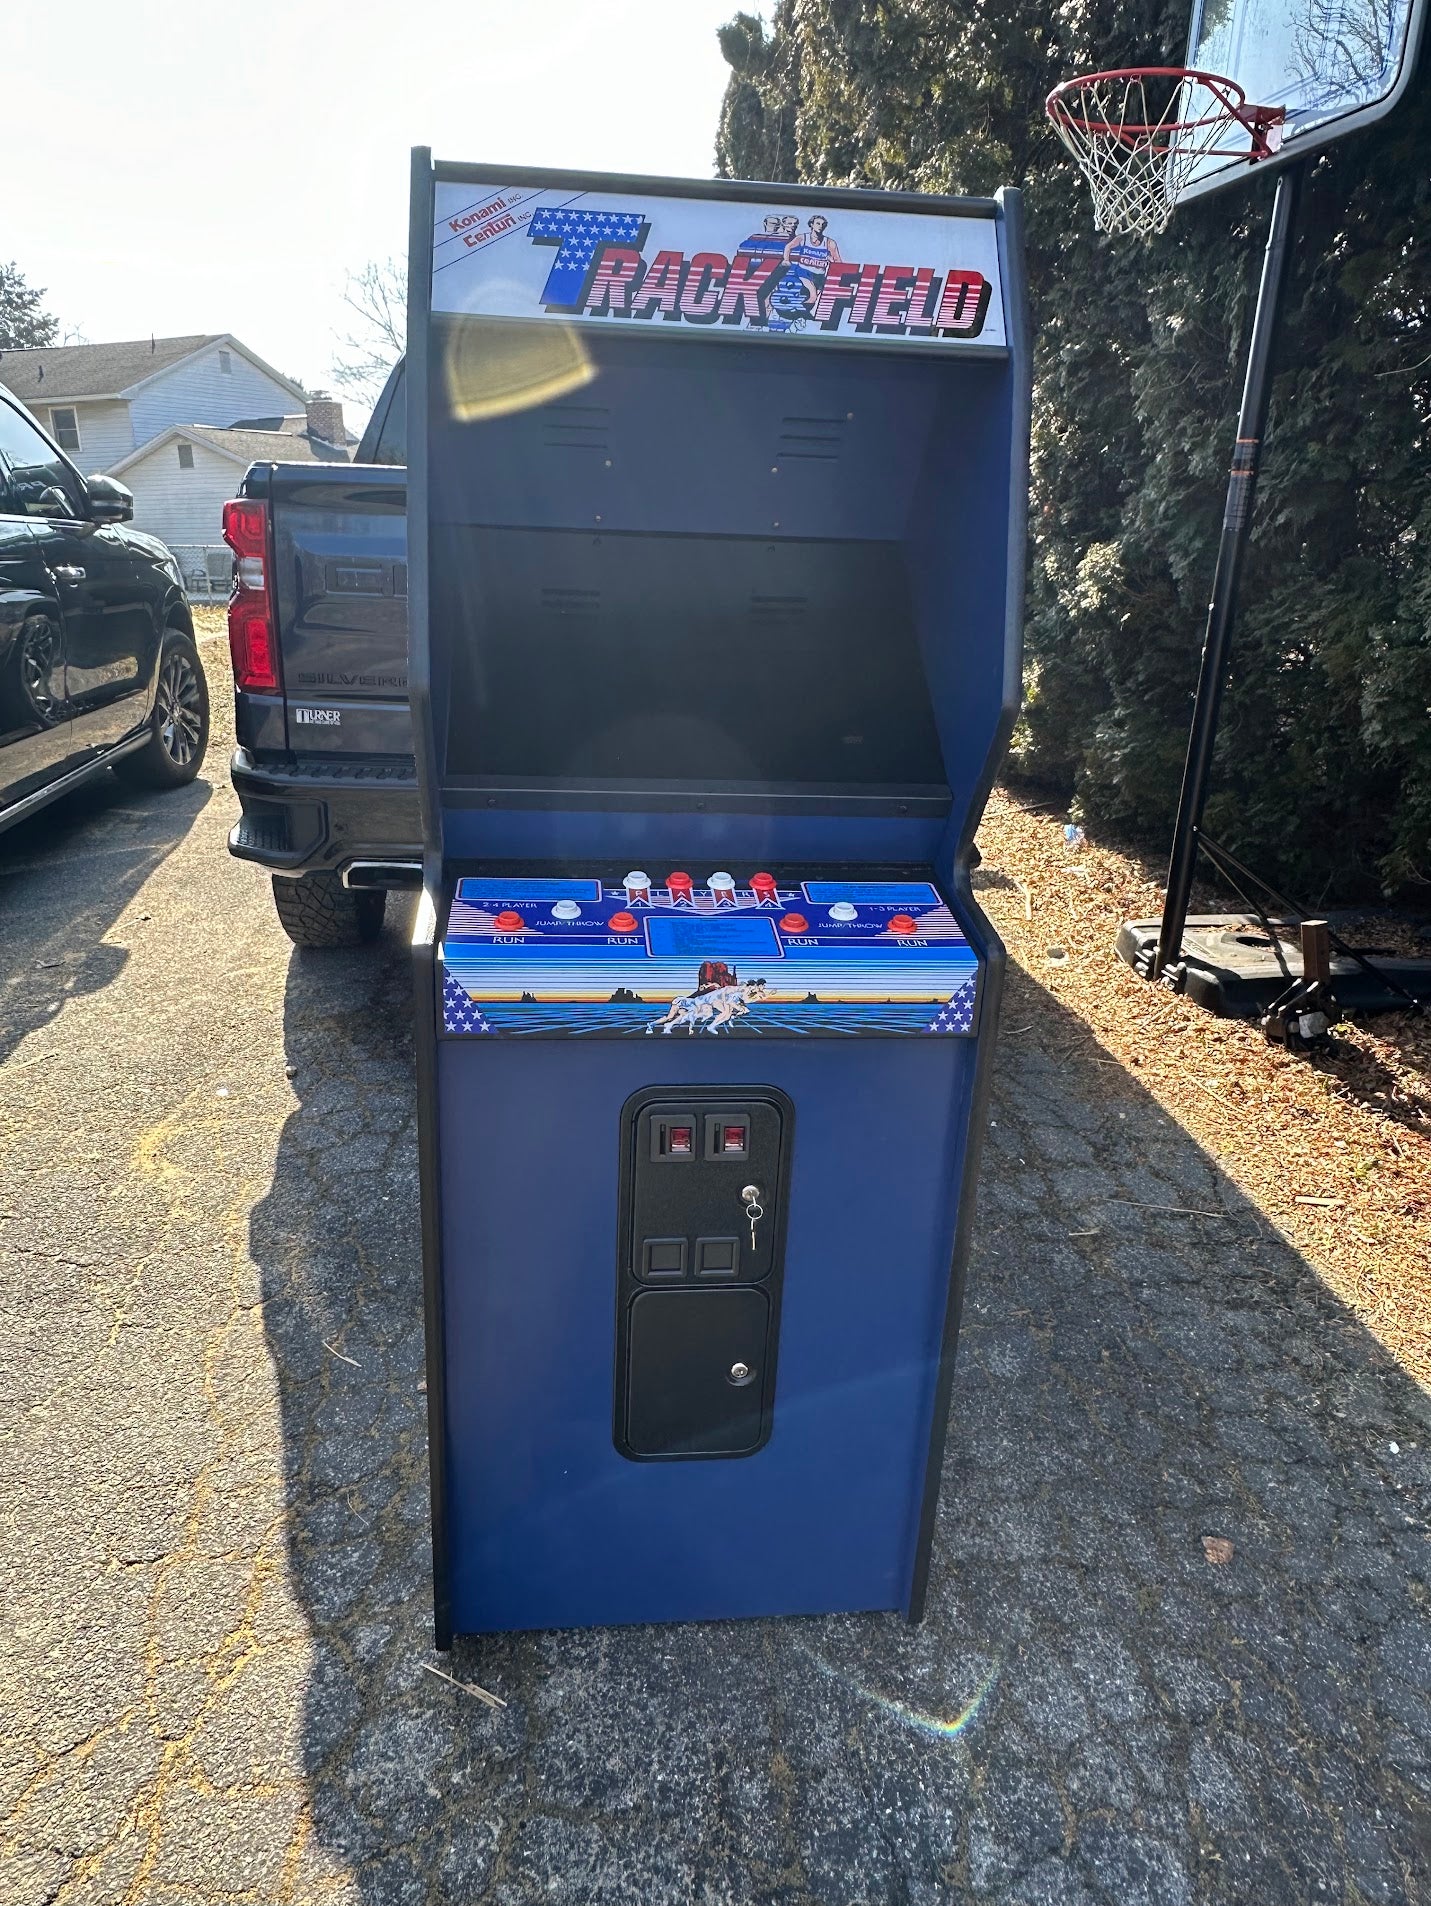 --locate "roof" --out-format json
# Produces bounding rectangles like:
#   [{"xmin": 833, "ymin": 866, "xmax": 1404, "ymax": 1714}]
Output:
[
  {"xmin": 189, "ymin": 425, "xmax": 350, "ymax": 464},
  {"xmin": 110, "ymin": 423, "xmax": 351, "ymax": 474},
  {"xmin": 0, "ymin": 335, "xmax": 213, "ymax": 401},
  {"xmin": 230, "ymin": 411, "xmax": 361, "ymax": 447},
  {"xmin": 0, "ymin": 333, "xmax": 307, "ymax": 404}
]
